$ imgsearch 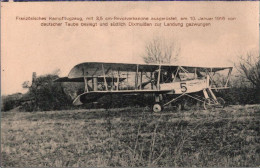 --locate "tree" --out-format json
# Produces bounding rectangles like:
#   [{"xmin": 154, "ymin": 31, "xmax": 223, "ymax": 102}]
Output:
[
  {"xmin": 142, "ymin": 36, "xmax": 180, "ymax": 64},
  {"xmin": 236, "ymin": 52, "xmax": 260, "ymax": 103},
  {"xmin": 237, "ymin": 53, "xmax": 260, "ymax": 87}
]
